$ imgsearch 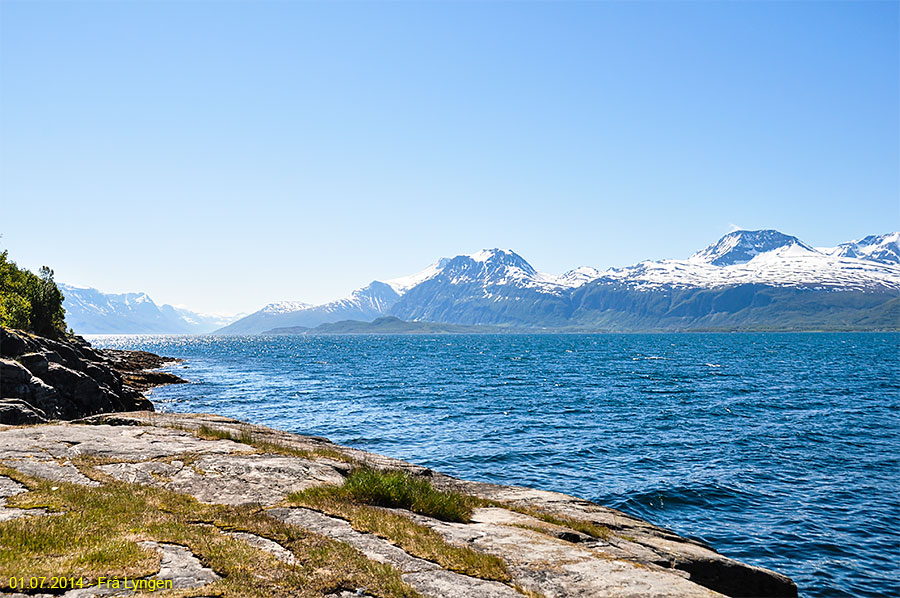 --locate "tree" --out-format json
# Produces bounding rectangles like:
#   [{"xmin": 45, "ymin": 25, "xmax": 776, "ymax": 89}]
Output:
[
  {"xmin": 0, "ymin": 250, "xmax": 67, "ymax": 337},
  {"xmin": 0, "ymin": 250, "xmax": 32, "ymax": 329},
  {"xmin": 28, "ymin": 266, "xmax": 66, "ymax": 336}
]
